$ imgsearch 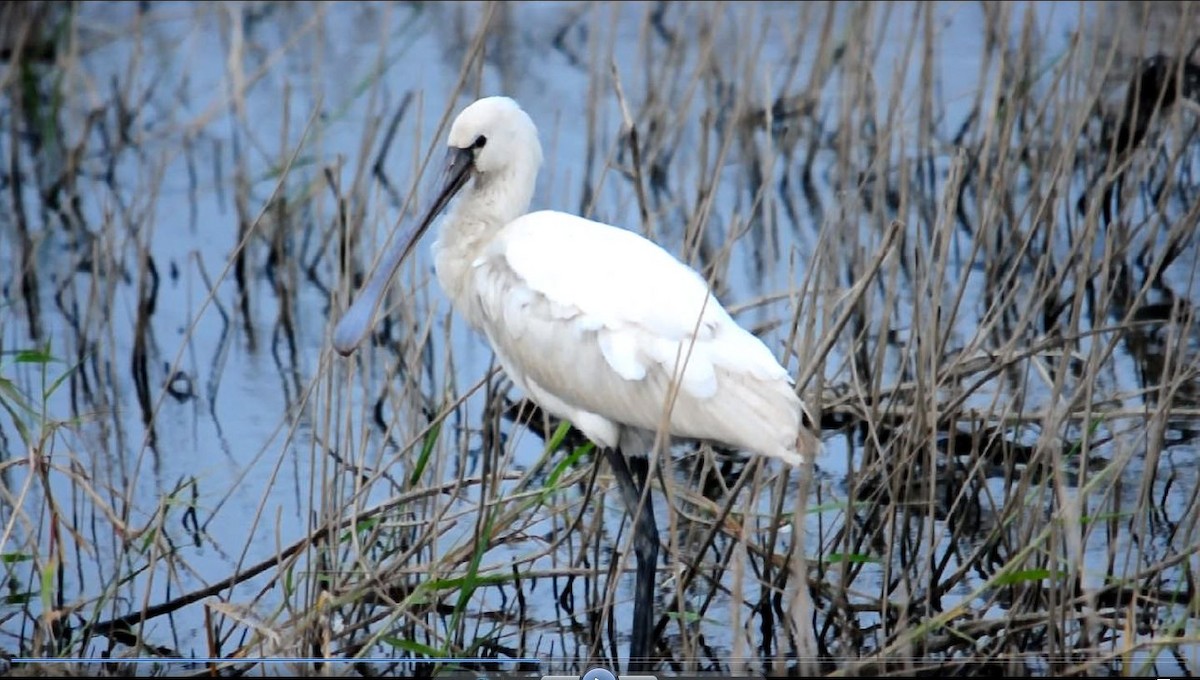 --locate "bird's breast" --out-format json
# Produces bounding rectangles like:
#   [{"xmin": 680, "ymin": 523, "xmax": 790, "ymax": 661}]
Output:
[{"xmin": 431, "ymin": 226, "xmax": 496, "ymax": 330}]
